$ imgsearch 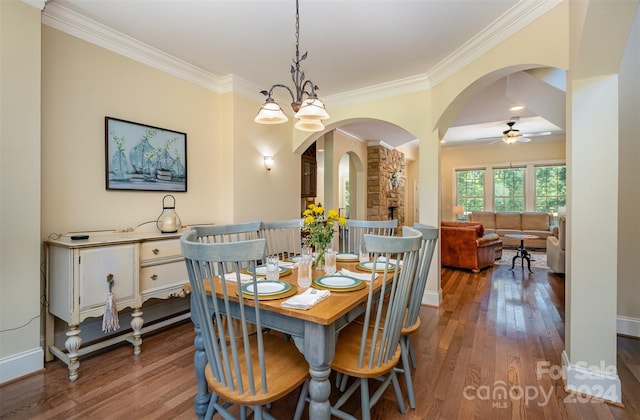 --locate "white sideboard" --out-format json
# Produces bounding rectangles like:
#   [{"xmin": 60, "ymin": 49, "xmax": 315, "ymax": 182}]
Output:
[{"xmin": 45, "ymin": 229, "xmax": 191, "ymax": 381}]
